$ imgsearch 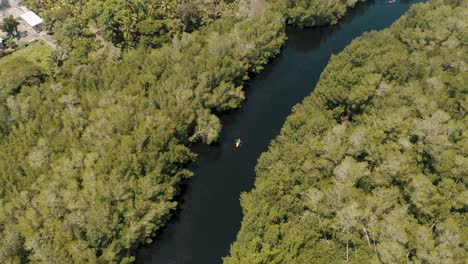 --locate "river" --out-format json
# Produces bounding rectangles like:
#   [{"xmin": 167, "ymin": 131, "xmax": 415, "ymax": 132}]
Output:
[{"xmin": 137, "ymin": 0, "xmax": 426, "ymax": 263}]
